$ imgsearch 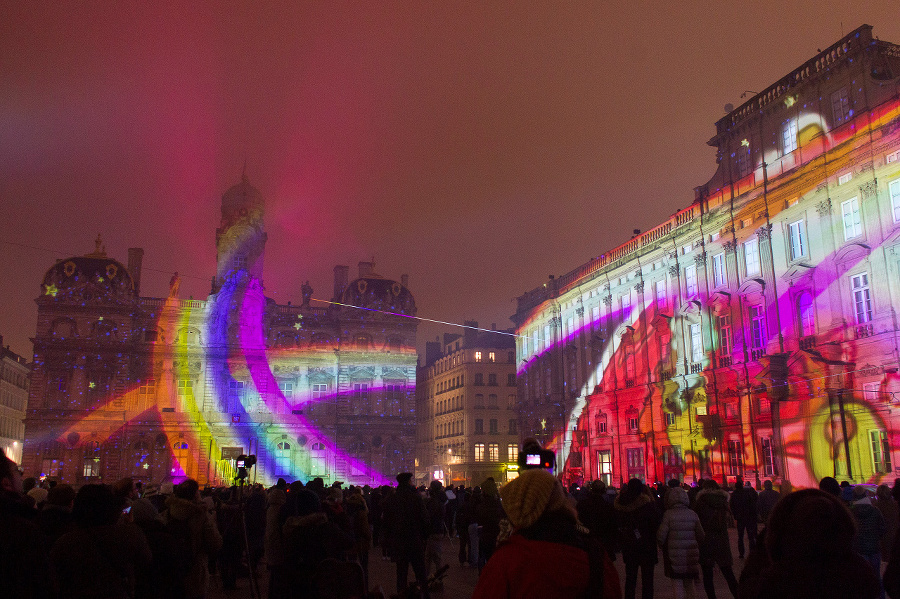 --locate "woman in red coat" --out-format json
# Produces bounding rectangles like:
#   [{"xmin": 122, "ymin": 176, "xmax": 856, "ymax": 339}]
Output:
[{"xmin": 472, "ymin": 468, "xmax": 620, "ymax": 599}]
